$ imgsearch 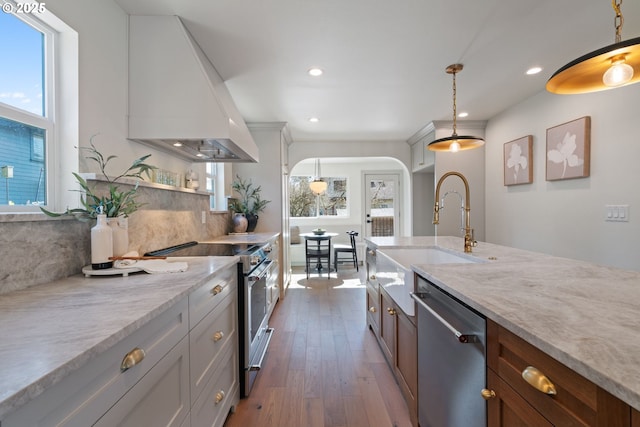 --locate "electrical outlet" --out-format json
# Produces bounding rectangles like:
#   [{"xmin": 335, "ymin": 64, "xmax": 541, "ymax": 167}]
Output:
[
  {"xmin": 605, "ymin": 205, "xmax": 629, "ymax": 222},
  {"xmin": 201, "ymin": 211, "xmax": 206, "ymax": 224}
]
